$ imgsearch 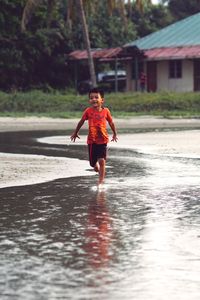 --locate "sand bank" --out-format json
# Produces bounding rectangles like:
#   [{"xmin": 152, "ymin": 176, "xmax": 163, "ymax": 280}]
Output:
[
  {"xmin": 0, "ymin": 153, "xmax": 91, "ymax": 189},
  {"xmin": 39, "ymin": 129, "xmax": 200, "ymax": 159}
]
